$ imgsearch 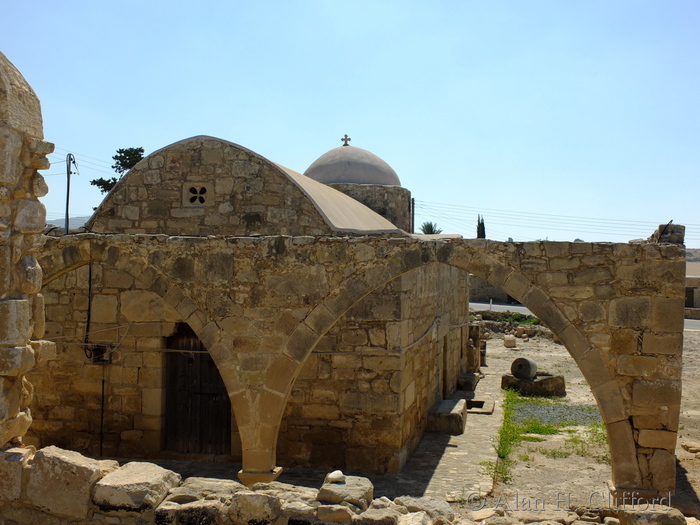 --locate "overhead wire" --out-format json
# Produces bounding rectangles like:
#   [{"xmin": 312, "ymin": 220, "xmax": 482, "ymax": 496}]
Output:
[{"xmin": 414, "ymin": 200, "xmax": 700, "ymax": 242}]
